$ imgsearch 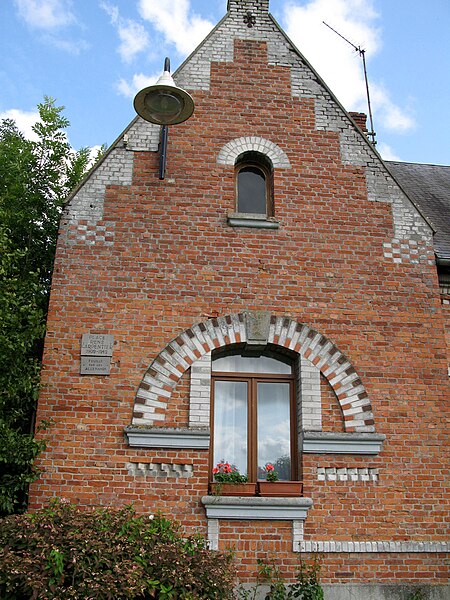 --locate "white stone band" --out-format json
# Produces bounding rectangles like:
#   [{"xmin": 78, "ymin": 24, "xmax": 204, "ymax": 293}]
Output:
[{"xmin": 296, "ymin": 540, "xmax": 449, "ymax": 553}]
